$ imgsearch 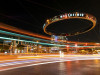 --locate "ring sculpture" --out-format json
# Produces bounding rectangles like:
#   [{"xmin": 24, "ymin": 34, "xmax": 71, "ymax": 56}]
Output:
[{"xmin": 43, "ymin": 12, "xmax": 96, "ymax": 36}]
